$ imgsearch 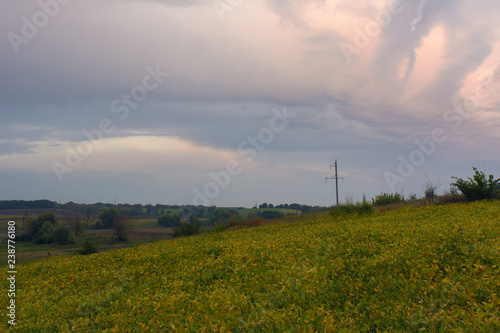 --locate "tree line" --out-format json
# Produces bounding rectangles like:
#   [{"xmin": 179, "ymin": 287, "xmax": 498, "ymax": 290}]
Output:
[{"xmin": 0, "ymin": 200, "xmax": 326, "ymax": 217}]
